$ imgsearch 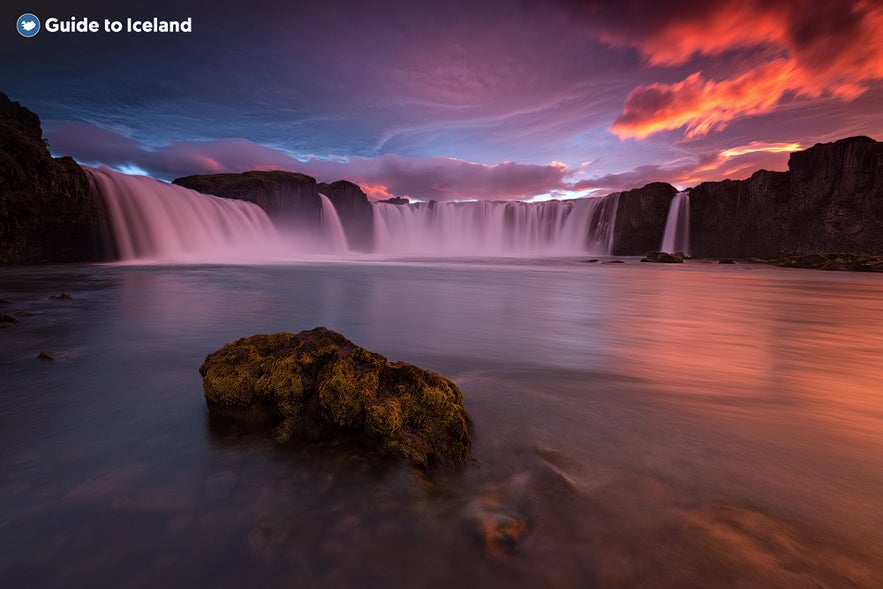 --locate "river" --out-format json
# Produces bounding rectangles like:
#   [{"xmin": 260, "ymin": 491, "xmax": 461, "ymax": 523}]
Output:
[{"xmin": 1, "ymin": 259, "xmax": 882, "ymax": 587}]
